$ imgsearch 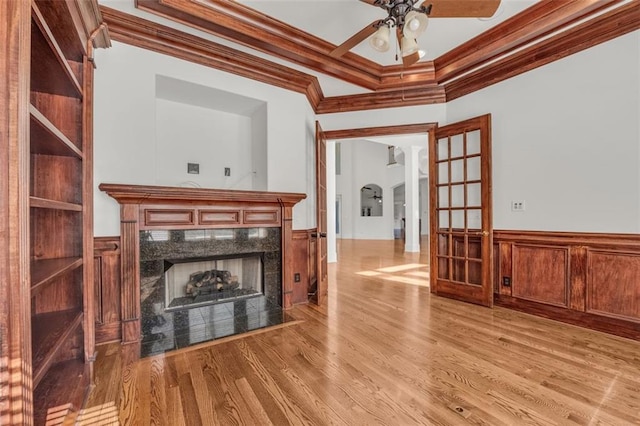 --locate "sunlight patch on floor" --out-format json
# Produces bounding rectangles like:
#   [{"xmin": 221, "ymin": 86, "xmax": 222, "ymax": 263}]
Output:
[
  {"xmin": 376, "ymin": 263, "xmax": 427, "ymax": 273},
  {"xmin": 46, "ymin": 402, "xmax": 120, "ymax": 425},
  {"xmin": 356, "ymin": 263, "xmax": 429, "ymax": 288},
  {"xmin": 382, "ymin": 275, "xmax": 430, "ymax": 287},
  {"xmin": 356, "ymin": 270, "xmax": 383, "ymax": 277}
]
